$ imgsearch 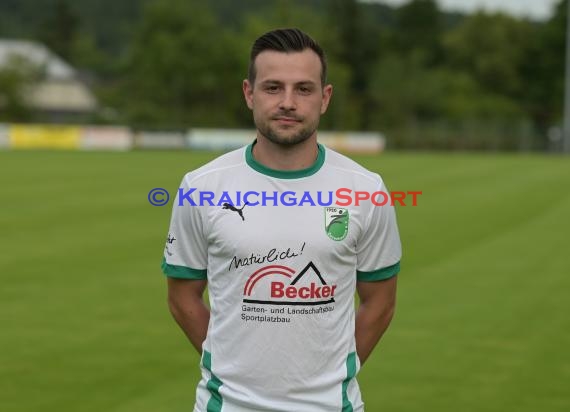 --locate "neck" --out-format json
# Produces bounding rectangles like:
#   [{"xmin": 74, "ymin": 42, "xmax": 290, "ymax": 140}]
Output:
[{"xmin": 252, "ymin": 134, "xmax": 318, "ymax": 171}]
